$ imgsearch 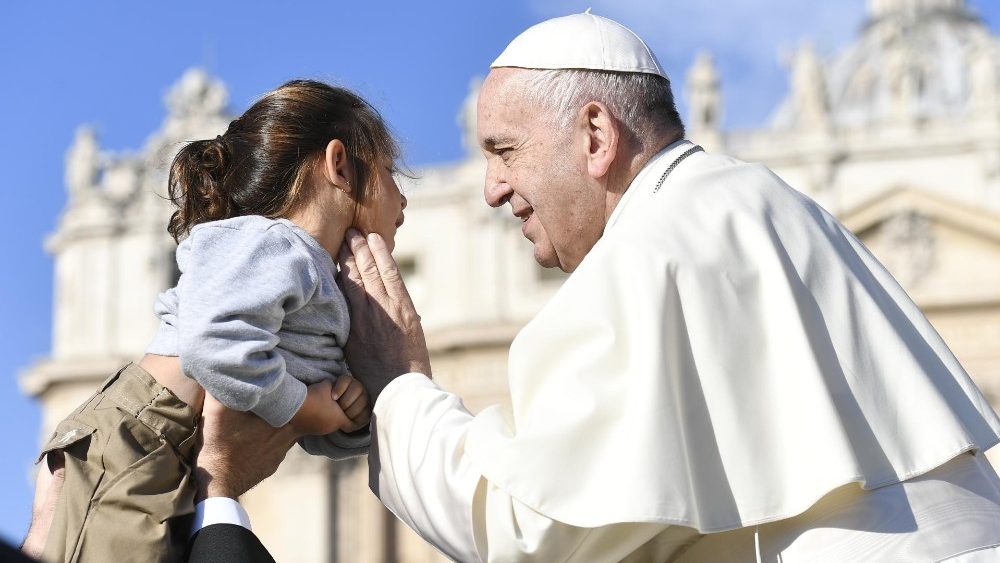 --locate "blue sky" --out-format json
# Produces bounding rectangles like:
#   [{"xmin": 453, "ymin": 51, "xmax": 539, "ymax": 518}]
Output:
[{"xmin": 1, "ymin": 0, "xmax": 998, "ymax": 545}]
